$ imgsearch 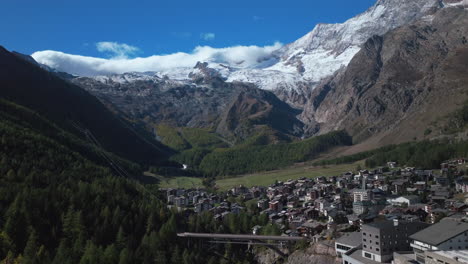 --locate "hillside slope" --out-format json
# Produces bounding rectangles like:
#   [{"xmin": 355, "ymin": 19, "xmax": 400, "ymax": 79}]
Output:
[
  {"xmin": 306, "ymin": 7, "xmax": 468, "ymax": 145},
  {"xmin": 0, "ymin": 46, "xmax": 170, "ymax": 165}
]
